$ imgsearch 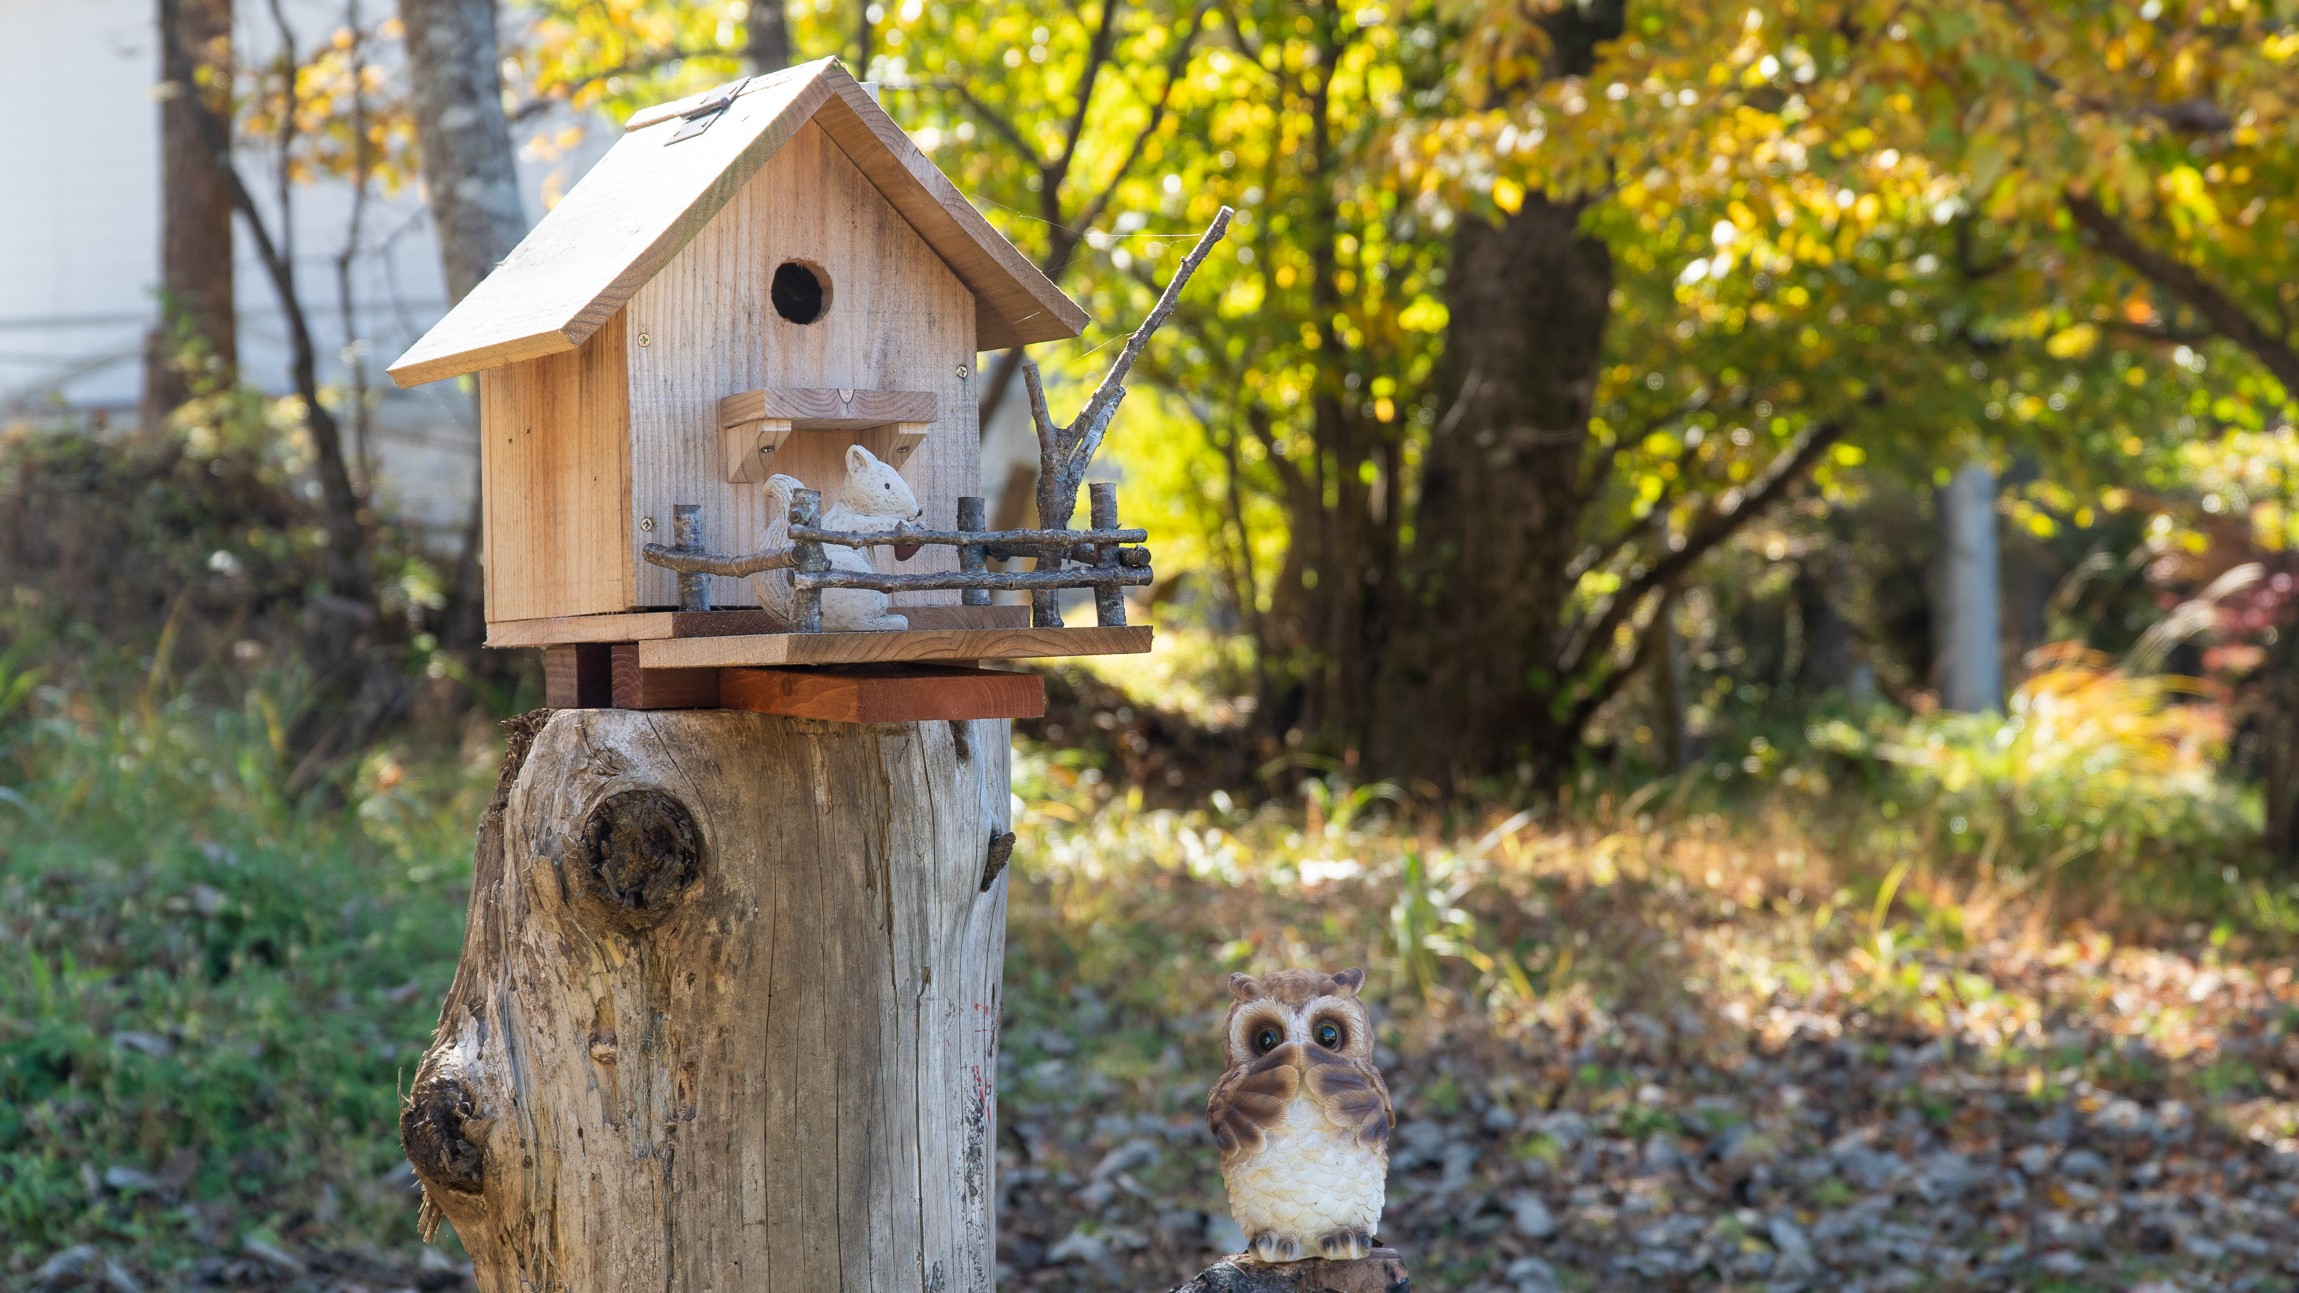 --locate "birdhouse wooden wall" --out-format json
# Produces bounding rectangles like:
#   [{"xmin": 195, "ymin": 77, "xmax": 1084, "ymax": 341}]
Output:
[
  {"xmin": 623, "ymin": 120, "xmax": 978, "ymax": 612},
  {"xmin": 474, "ymin": 125, "xmax": 980, "ymax": 625},
  {"xmin": 392, "ymin": 59, "xmax": 1091, "ymax": 641}
]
